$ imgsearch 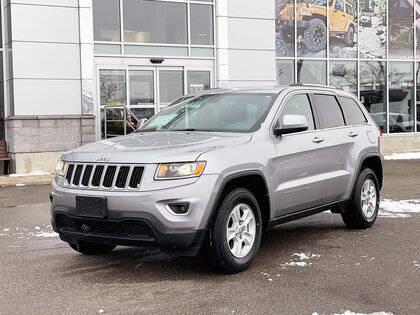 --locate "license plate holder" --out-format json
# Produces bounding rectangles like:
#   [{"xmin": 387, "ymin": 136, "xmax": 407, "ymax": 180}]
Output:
[{"xmin": 76, "ymin": 196, "xmax": 107, "ymax": 218}]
